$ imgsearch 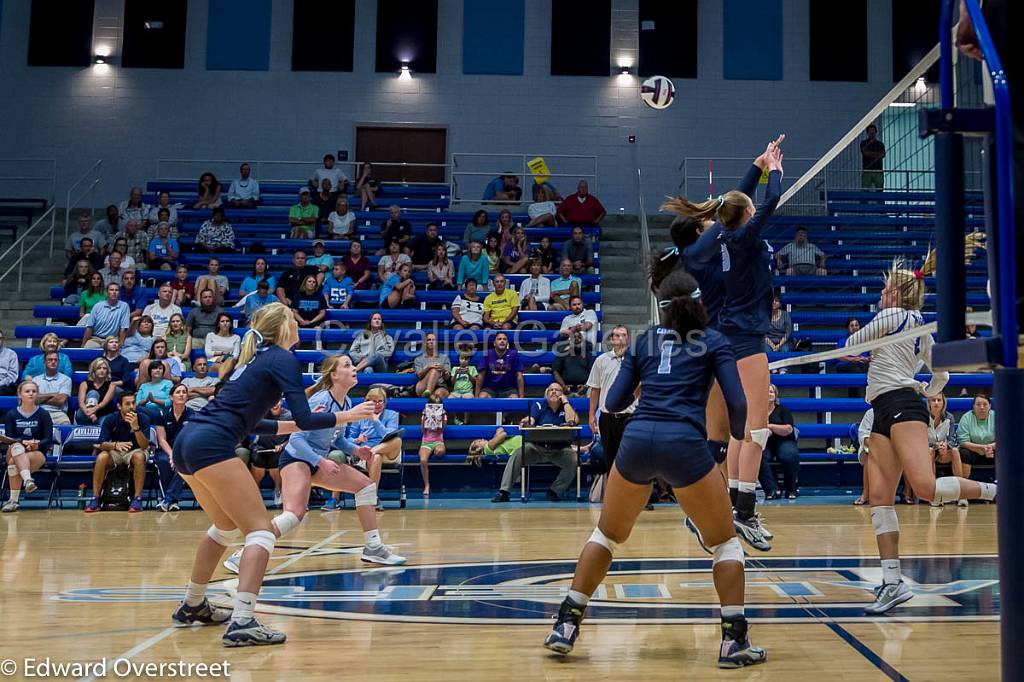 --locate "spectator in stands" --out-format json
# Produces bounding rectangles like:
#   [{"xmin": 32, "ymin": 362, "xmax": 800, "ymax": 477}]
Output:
[
  {"xmin": 323, "ymin": 261, "xmax": 354, "ymax": 309},
  {"xmin": 100, "ymin": 336, "xmax": 131, "ymax": 388},
  {"xmin": 484, "ymin": 235, "xmax": 503, "ymax": 274},
  {"xmin": 291, "ymin": 275, "xmax": 329, "ymax": 328},
  {"xmin": 153, "ymin": 383, "xmax": 191, "ymax": 511},
  {"xmin": 146, "ymin": 221, "xmax": 179, "ymax": 270},
  {"xmin": 539, "ymin": 181, "xmax": 562, "ymax": 202},
  {"xmin": 427, "ymin": 242, "xmax": 455, "ymax": 290},
  {"xmin": 146, "ymin": 207, "xmax": 179, "ymax": 242},
  {"xmin": 235, "ymin": 399, "xmax": 287, "ymax": 507},
  {"xmin": 313, "ymin": 178, "xmax": 339, "ymax": 229},
  {"xmin": 494, "ymin": 209, "xmax": 516, "ymax": 248},
  {"xmin": 965, "ymin": 307, "xmax": 979, "ymax": 339},
  {"xmin": 477, "ymin": 331, "xmax": 524, "ymax": 398},
  {"xmin": 22, "ymin": 333, "xmax": 72, "ymax": 381},
  {"xmin": 380, "ymin": 205, "xmax": 412, "ymax": 253},
  {"xmin": 452, "ymin": 278, "xmax": 484, "ymax": 330},
  {"xmin": 927, "ymin": 393, "xmax": 961, "ymax": 505},
  {"xmin": 483, "ymin": 274, "xmax": 519, "ymax": 330},
  {"xmin": 957, "ymin": 392, "xmax": 995, "ymax": 482},
  {"xmin": 141, "ymin": 284, "xmax": 180, "ymax": 339},
  {"xmin": 118, "ymin": 271, "xmax": 145, "ymax": 323},
  {"xmin": 290, "ymin": 187, "xmax": 318, "ymax": 239},
  {"xmin": 836, "ymin": 318, "xmax": 871, "ymax": 373},
  {"xmin": 84, "ymin": 392, "xmax": 151, "ymax": 513},
  {"xmin": 346, "ymin": 313, "xmax": 395, "ymax": 373},
  {"xmin": 74, "ymin": 358, "xmax": 116, "ymax": 425},
  {"xmin": 557, "ymin": 180, "xmax": 606, "ymax": 225},
  {"xmin": 327, "ymin": 196, "xmax": 357, "ymax": 240},
  {"xmin": 765, "ymin": 293, "xmax": 793, "ymax": 353},
  {"xmin": 64, "ymin": 237, "xmax": 104, "ymax": 278},
  {"xmin": 457, "ymin": 241, "xmax": 489, "ymax": 287},
  {"xmin": 378, "ymin": 240, "xmax": 411, "ymax": 283},
  {"xmin": 94, "ymin": 204, "xmax": 122, "ymax": 240},
  {"xmin": 137, "ymin": 337, "xmax": 181, "ymax": 386},
  {"xmin": 0, "ymin": 329, "xmax": 17, "ymax": 395},
  {"xmin": 550, "ymin": 258, "xmax": 582, "ymax": 311},
  {"xmin": 195, "ymin": 208, "xmax": 235, "ymax": 253},
  {"xmin": 276, "ymin": 250, "xmax": 321, "ymax": 306},
  {"xmin": 106, "ymin": 236, "xmax": 136, "ymax": 271},
  {"xmin": 240, "ymin": 280, "xmax": 279, "ymax": 322},
  {"xmin": 502, "ymin": 226, "xmax": 531, "ymax": 274},
  {"xmin": 63, "ymin": 259, "xmax": 95, "ymax": 307},
  {"xmin": 518, "ymin": 259, "xmax": 550, "ymax": 311},
  {"xmin": 467, "ymin": 425, "xmax": 519, "ymax": 477},
  {"xmin": 380, "ymin": 263, "xmax": 417, "ymax": 310},
  {"xmin": 464, "ymin": 211, "xmax": 492, "ymax": 249},
  {"xmin": 205, "ymin": 312, "xmax": 241, "ymax": 378},
  {"xmin": 483, "ymin": 174, "xmax": 522, "ymax": 203},
  {"xmin": 137, "ymin": 360, "xmax": 174, "ymax": 422},
  {"xmin": 757, "ymin": 384, "xmax": 800, "ymax": 500},
  {"xmin": 410, "ymin": 222, "xmax": 442, "ymax": 272},
  {"xmin": 182, "ymin": 355, "xmax": 217, "ymax": 411},
  {"xmin": 186, "ymin": 288, "xmax": 222, "ymax": 349},
  {"xmin": 116, "ymin": 220, "xmax": 149, "ymax": 266},
  {"xmin": 449, "ymin": 351, "xmax": 478, "ymax": 400},
  {"xmin": 1, "ymin": 380, "xmax": 53, "ymax": 512},
  {"xmin": 558, "ymin": 295, "xmax": 598, "ymax": 347},
  {"xmin": 119, "ymin": 186, "xmax": 150, "ymax": 224},
  {"xmin": 147, "ymin": 191, "xmax": 179, "ymax": 229},
  {"xmin": 66, "ymin": 212, "xmax": 107, "ymax": 259},
  {"xmin": 343, "ymin": 241, "xmax": 373, "ymax": 291},
  {"xmin": 563, "ymin": 226, "xmax": 594, "ymax": 274},
  {"xmin": 99, "ymin": 250, "xmax": 127, "ymax": 288},
  {"xmin": 193, "ymin": 172, "xmax": 222, "ymax": 209},
  {"xmin": 34, "ymin": 351, "xmax": 72, "ymax": 425},
  {"xmin": 532, "ymin": 236, "xmax": 558, "ymax": 273},
  {"xmin": 307, "ymin": 239, "xmax": 333, "ymax": 274},
  {"xmin": 239, "ymin": 257, "xmax": 276, "ymax": 297},
  {"xmin": 776, "ymin": 228, "xmax": 827, "ymax": 276},
  {"xmin": 311, "ymin": 153, "xmax": 349, "ymax": 194},
  {"xmin": 226, "ymin": 162, "xmax": 260, "ymax": 208},
  {"xmin": 527, "ymin": 183, "xmax": 558, "ymax": 227},
  {"xmin": 860, "ymin": 124, "xmax": 886, "ymax": 190},
  {"xmin": 195, "ymin": 257, "xmax": 229, "ymax": 305},
  {"xmin": 553, "ymin": 331, "xmax": 595, "ymax": 396},
  {"xmin": 170, "ymin": 265, "xmax": 194, "ymax": 306},
  {"xmin": 164, "ymin": 313, "xmax": 191, "ymax": 372},
  {"xmin": 414, "ymin": 332, "xmax": 451, "ymax": 399},
  {"xmin": 344, "ymin": 387, "xmax": 402, "ymax": 502},
  {"xmin": 121, "ymin": 315, "xmax": 156, "ymax": 364},
  {"xmin": 81, "ymin": 283, "xmax": 131, "ymax": 348},
  {"xmin": 418, "ymin": 396, "xmax": 447, "ymax": 495},
  {"xmin": 355, "ymin": 161, "xmax": 380, "ymax": 211}
]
